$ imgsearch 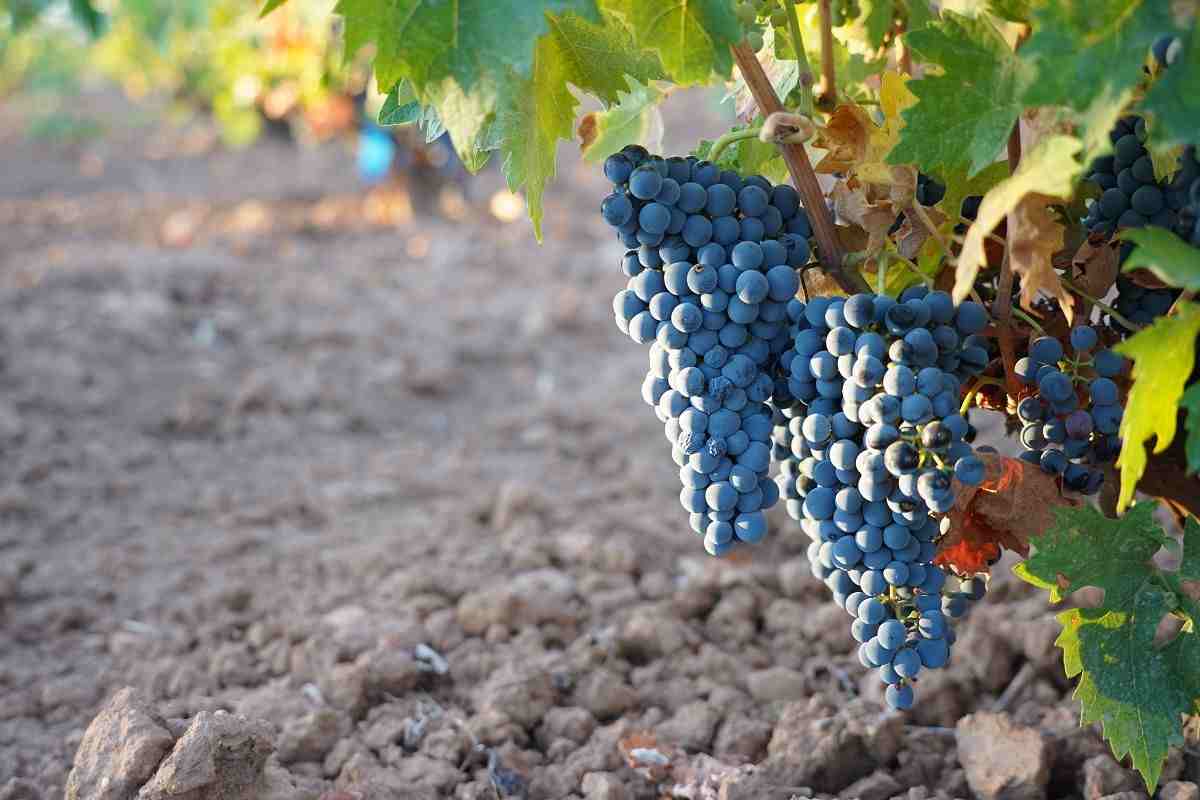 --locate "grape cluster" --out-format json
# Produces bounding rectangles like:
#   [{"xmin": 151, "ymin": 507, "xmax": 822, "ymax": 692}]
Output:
[
  {"xmin": 1014, "ymin": 327, "xmax": 1127, "ymax": 494},
  {"xmin": 1082, "ymin": 116, "xmax": 1176, "ymax": 236},
  {"xmin": 771, "ymin": 287, "xmax": 992, "ymax": 709},
  {"xmin": 602, "ymin": 144, "xmax": 815, "ymax": 555},
  {"xmin": 1109, "ymin": 274, "xmax": 1181, "ymax": 333}
]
